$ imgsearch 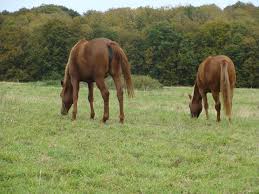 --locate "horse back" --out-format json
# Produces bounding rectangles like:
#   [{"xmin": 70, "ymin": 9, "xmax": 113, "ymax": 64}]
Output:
[{"xmin": 69, "ymin": 38, "xmax": 112, "ymax": 81}]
